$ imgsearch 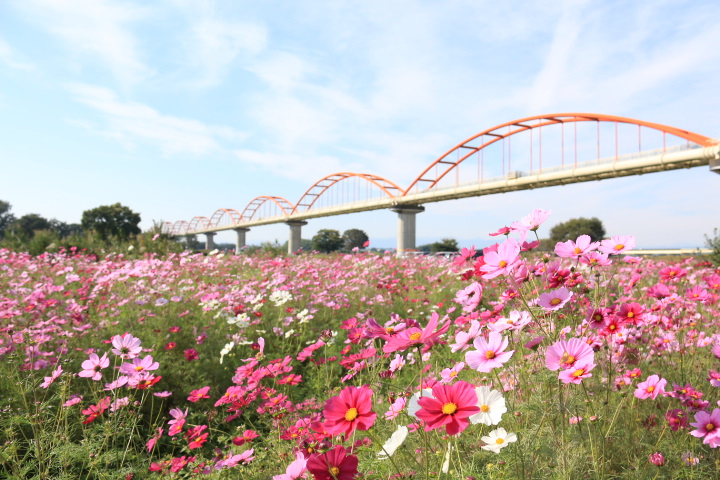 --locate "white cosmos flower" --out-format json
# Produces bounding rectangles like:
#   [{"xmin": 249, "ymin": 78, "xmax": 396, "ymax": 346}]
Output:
[
  {"xmin": 481, "ymin": 427, "xmax": 517, "ymax": 453},
  {"xmin": 407, "ymin": 389, "xmax": 434, "ymax": 418},
  {"xmin": 469, "ymin": 386, "xmax": 507, "ymax": 425},
  {"xmin": 377, "ymin": 425, "xmax": 409, "ymax": 459}
]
